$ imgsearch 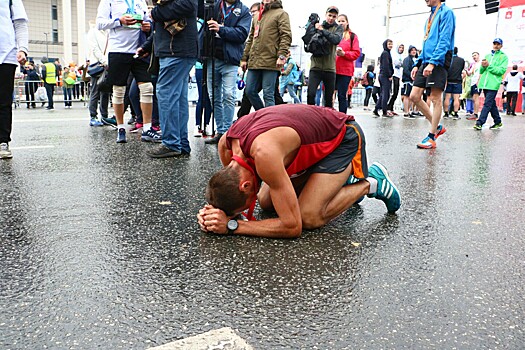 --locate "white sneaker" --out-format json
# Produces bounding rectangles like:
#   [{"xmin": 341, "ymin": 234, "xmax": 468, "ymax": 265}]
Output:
[
  {"xmin": 0, "ymin": 142, "xmax": 13, "ymax": 159},
  {"xmin": 204, "ymin": 124, "xmax": 213, "ymax": 136},
  {"xmin": 193, "ymin": 125, "xmax": 202, "ymax": 137}
]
